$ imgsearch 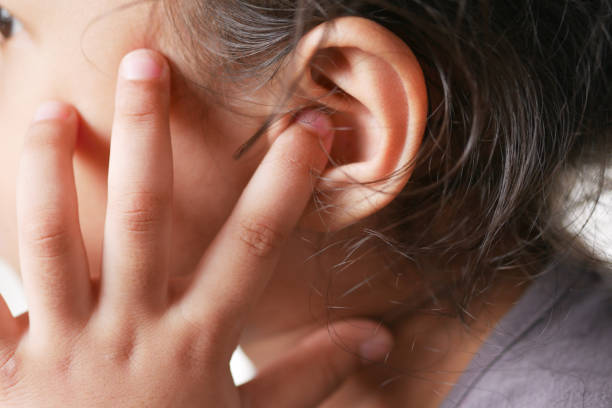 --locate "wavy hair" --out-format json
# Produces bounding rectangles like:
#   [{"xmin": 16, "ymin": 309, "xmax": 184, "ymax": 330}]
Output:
[{"xmin": 161, "ymin": 0, "xmax": 612, "ymax": 319}]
